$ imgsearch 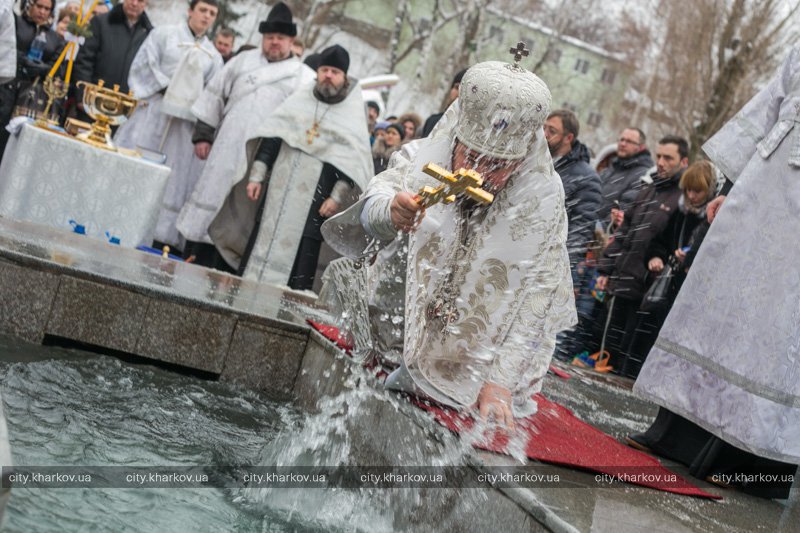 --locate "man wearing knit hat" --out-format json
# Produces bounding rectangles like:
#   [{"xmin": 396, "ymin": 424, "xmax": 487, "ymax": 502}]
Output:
[
  {"xmin": 177, "ymin": 1, "xmax": 315, "ymax": 265},
  {"xmin": 207, "ymin": 44, "xmax": 373, "ymax": 291},
  {"xmin": 321, "ymin": 50, "xmax": 577, "ymax": 429}
]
